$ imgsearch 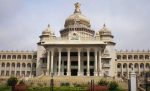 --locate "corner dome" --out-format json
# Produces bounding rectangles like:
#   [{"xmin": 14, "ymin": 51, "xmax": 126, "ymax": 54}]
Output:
[
  {"xmin": 99, "ymin": 24, "xmax": 111, "ymax": 35},
  {"xmin": 64, "ymin": 2, "xmax": 90, "ymax": 28},
  {"xmin": 42, "ymin": 24, "xmax": 55, "ymax": 35}
]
